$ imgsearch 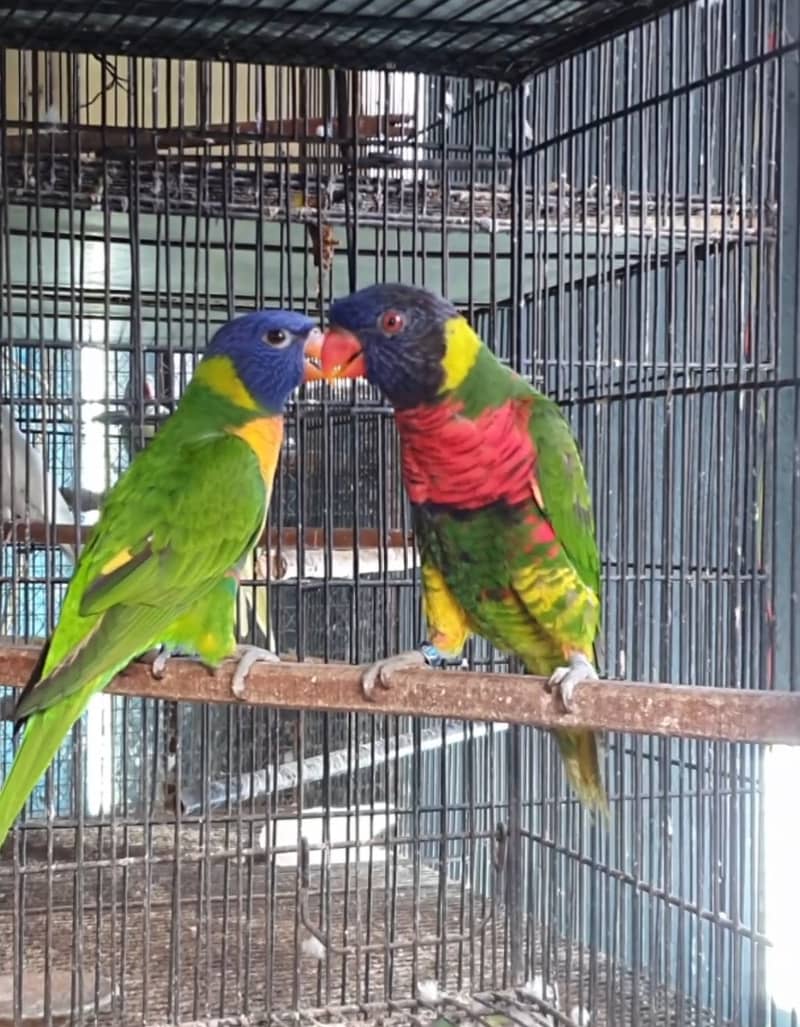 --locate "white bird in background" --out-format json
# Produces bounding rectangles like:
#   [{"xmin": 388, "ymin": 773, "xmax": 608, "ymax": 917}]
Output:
[
  {"xmin": 0, "ymin": 404, "xmax": 75, "ymax": 720},
  {"xmin": 95, "ymin": 374, "xmax": 275, "ymax": 650},
  {"xmin": 0, "ymin": 403, "xmax": 75, "ymax": 561}
]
